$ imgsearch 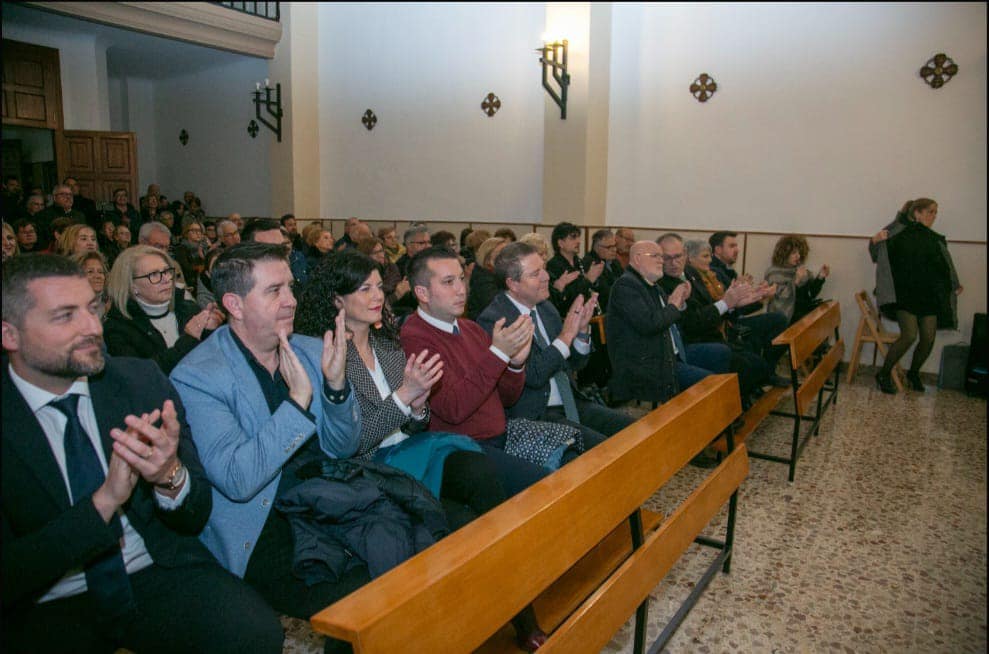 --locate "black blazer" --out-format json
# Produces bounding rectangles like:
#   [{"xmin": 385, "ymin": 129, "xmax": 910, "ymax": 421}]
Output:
[
  {"xmin": 476, "ymin": 292, "xmax": 589, "ymax": 420},
  {"xmin": 1, "ymin": 357, "xmax": 215, "ymax": 609},
  {"xmin": 605, "ymin": 268, "xmax": 680, "ymax": 403},
  {"xmin": 103, "ymin": 291, "xmax": 205, "ymax": 374},
  {"xmin": 658, "ymin": 267, "xmax": 726, "ymax": 345}
]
